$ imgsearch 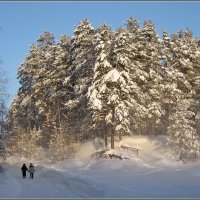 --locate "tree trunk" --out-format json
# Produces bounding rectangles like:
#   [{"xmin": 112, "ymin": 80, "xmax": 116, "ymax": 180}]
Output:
[
  {"xmin": 152, "ymin": 123, "xmax": 155, "ymax": 135},
  {"xmin": 138, "ymin": 123, "xmax": 140, "ymax": 135},
  {"xmin": 56, "ymin": 97, "xmax": 61, "ymax": 130},
  {"xmin": 111, "ymin": 105, "xmax": 115, "ymax": 149},
  {"xmin": 119, "ymin": 133, "xmax": 122, "ymax": 141},
  {"xmin": 138, "ymin": 122, "xmax": 142, "ymax": 135},
  {"xmin": 105, "ymin": 135, "xmax": 108, "ymax": 147},
  {"xmin": 104, "ymin": 123, "xmax": 108, "ymax": 147},
  {"xmin": 101, "ymin": 123, "xmax": 104, "ymax": 139},
  {"xmin": 111, "ymin": 130, "xmax": 114, "ymax": 149}
]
